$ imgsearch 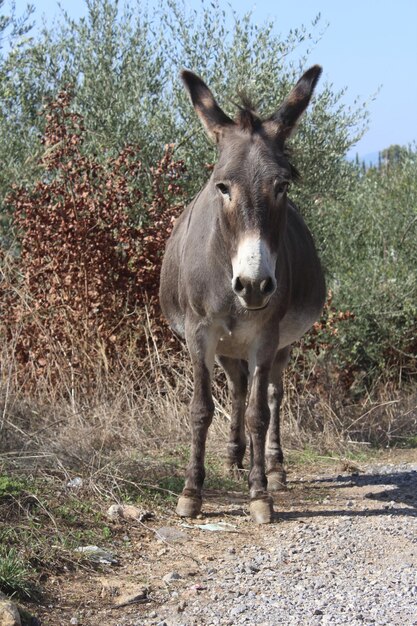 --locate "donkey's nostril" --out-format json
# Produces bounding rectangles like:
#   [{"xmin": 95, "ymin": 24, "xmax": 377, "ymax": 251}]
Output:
[
  {"xmin": 233, "ymin": 276, "xmax": 245, "ymax": 295},
  {"xmin": 260, "ymin": 277, "xmax": 275, "ymax": 295}
]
